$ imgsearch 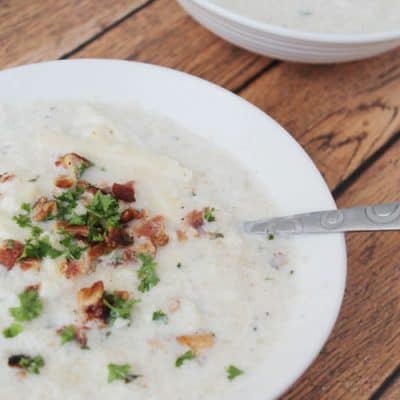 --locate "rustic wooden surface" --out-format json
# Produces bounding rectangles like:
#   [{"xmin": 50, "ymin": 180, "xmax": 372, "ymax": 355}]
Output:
[{"xmin": 0, "ymin": 0, "xmax": 399, "ymax": 398}]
